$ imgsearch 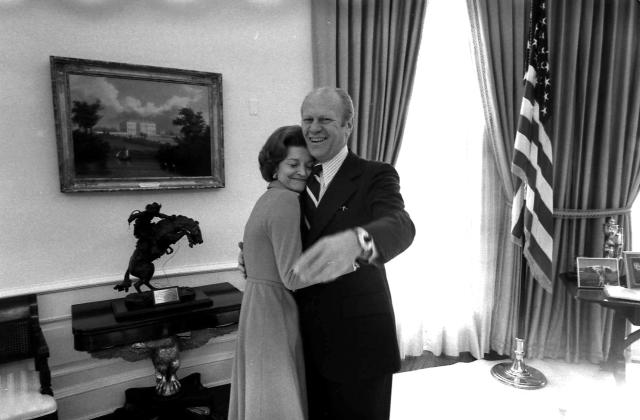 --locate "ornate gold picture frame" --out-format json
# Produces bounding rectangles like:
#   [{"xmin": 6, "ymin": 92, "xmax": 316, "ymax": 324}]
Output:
[{"xmin": 50, "ymin": 56, "xmax": 224, "ymax": 192}]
